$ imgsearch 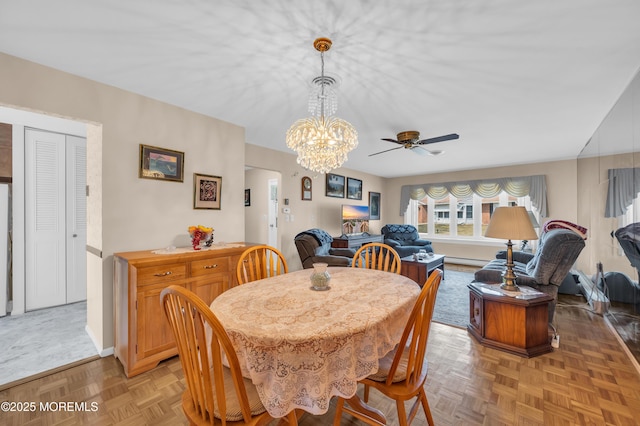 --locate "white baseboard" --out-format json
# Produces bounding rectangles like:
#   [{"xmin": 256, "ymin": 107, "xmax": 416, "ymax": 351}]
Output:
[
  {"xmin": 445, "ymin": 257, "xmax": 487, "ymax": 267},
  {"xmin": 85, "ymin": 324, "xmax": 114, "ymax": 357}
]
